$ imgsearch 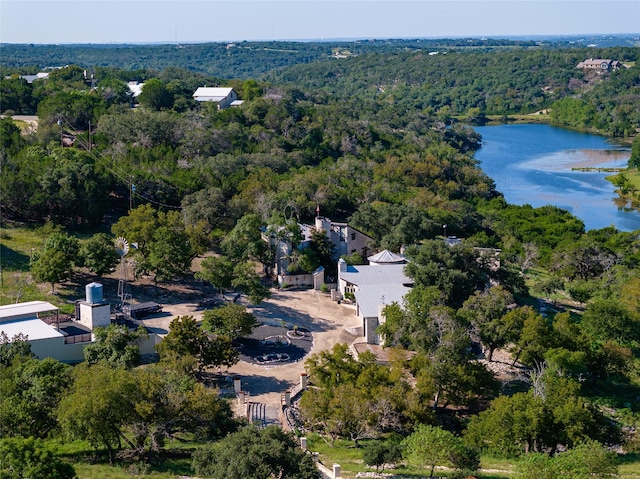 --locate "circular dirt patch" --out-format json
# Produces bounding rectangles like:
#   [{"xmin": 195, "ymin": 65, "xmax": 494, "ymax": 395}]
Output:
[{"xmin": 236, "ymin": 324, "xmax": 312, "ymax": 365}]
